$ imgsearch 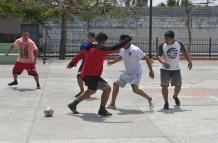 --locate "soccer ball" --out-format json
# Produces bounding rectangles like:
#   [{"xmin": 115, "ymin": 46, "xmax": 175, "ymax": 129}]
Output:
[{"xmin": 44, "ymin": 107, "xmax": 54, "ymax": 117}]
